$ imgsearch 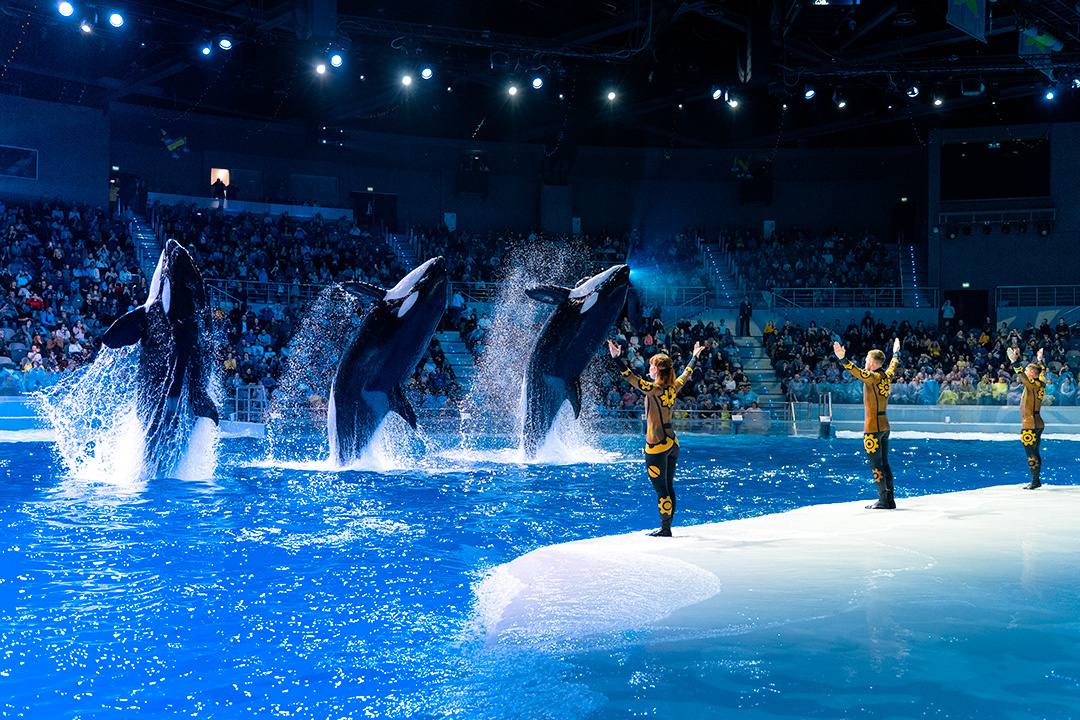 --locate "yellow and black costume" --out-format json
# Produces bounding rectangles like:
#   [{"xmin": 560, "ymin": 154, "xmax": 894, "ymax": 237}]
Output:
[
  {"xmin": 842, "ymin": 354, "xmax": 900, "ymax": 509},
  {"xmin": 616, "ymin": 355, "xmax": 698, "ymax": 536},
  {"xmin": 1012, "ymin": 361, "xmax": 1046, "ymax": 489}
]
